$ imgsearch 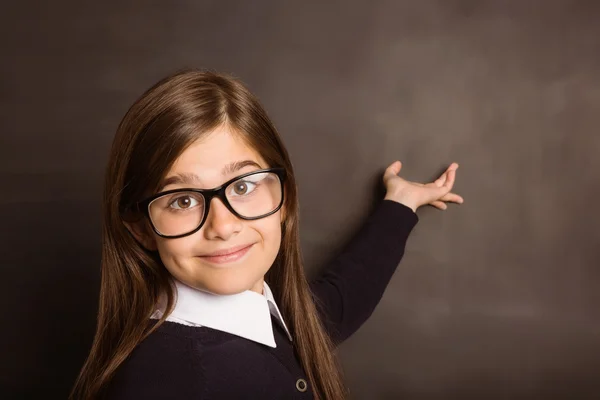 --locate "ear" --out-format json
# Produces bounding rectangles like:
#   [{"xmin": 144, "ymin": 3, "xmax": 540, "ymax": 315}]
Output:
[{"xmin": 123, "ymin": 220, "xmax": 158, "ymax": 251}]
